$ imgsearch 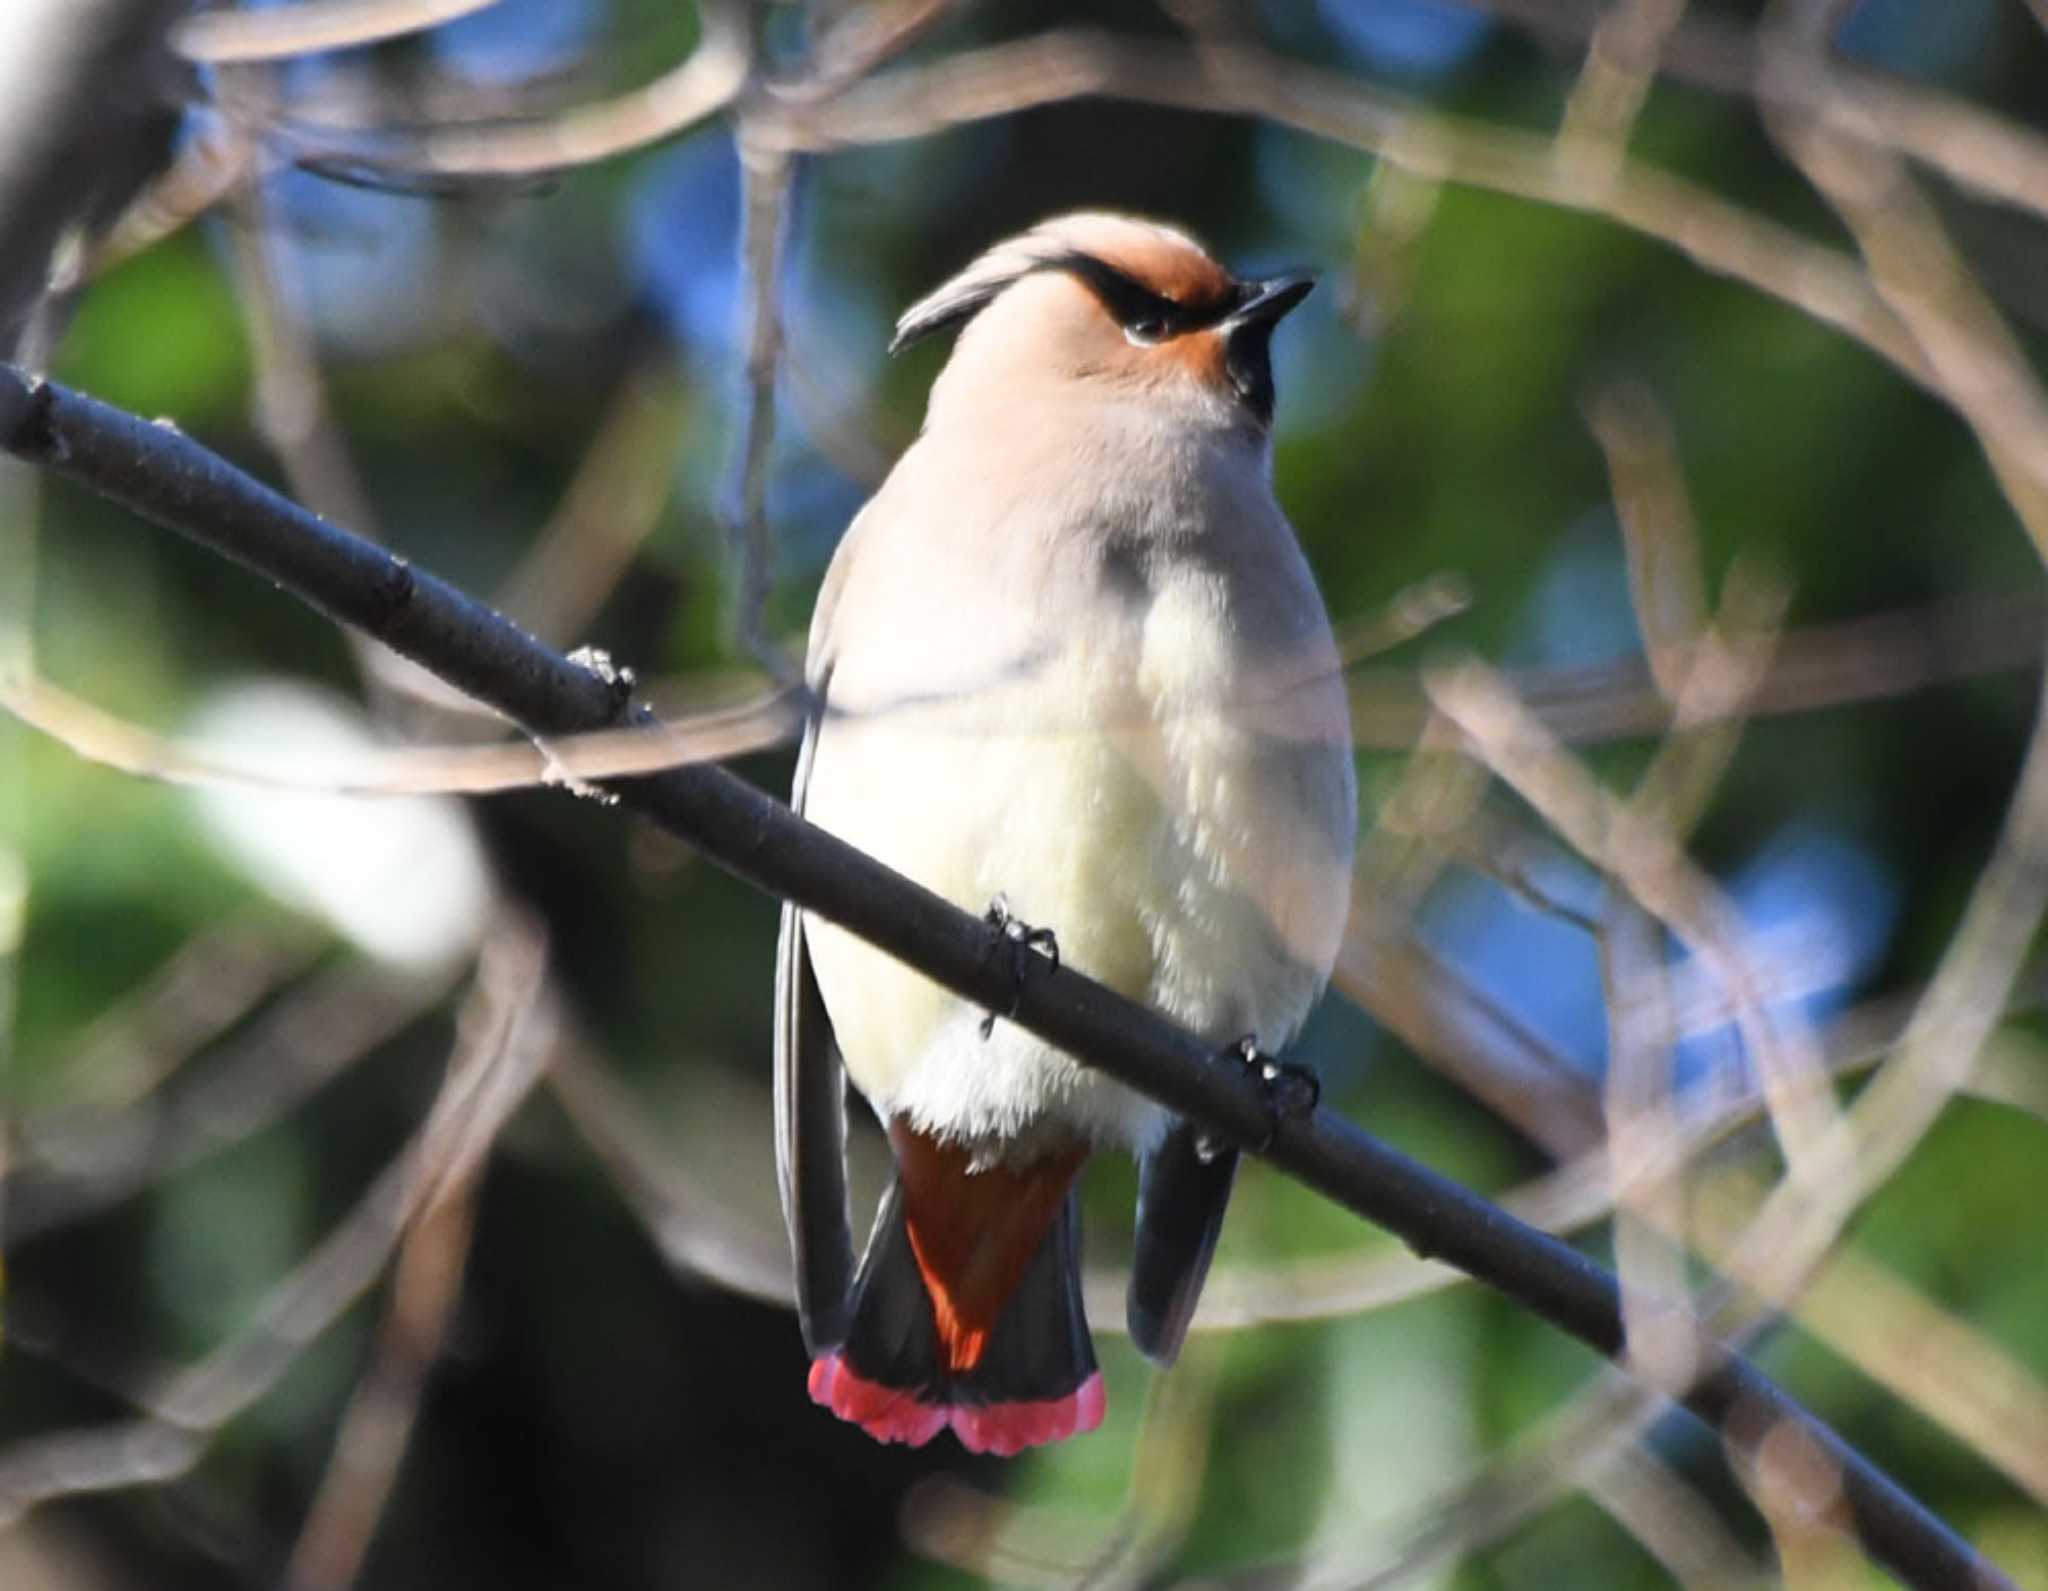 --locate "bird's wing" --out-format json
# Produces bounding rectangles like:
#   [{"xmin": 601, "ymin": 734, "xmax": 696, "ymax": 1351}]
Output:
[
  {"xmin": 774, "ymin": 666, "xmax": 856, "ymax": 1354},
  {"xmin": 1127, "ymin": 1119, "xmax": 1238, "ymax": 1365}
]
